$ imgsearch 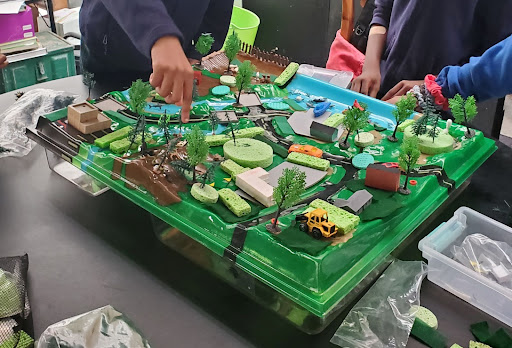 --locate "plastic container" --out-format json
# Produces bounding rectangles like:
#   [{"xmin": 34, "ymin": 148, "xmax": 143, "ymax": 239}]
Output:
[
  {"xmin": 297, "ymin": 65, "xmax": 353, "ymax": 89},
  {"xmin": 45, "ymin": 148, "xmax": 109, "ymax": 197},
  {"xmin": 222, "ymin": 6, "xmax": 260, "ymax": 48},
  {"xmin": 419, "ymin": 207, "xmax": 512, "ymax": 326}
]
